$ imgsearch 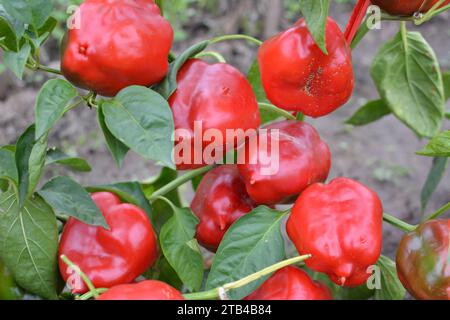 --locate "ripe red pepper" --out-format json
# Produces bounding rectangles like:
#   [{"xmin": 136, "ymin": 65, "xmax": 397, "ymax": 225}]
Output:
[
  {"xmin": 59, "ymin": 192, "xmax": 158, "ymax": 294},
  {"xmin": 287, "ymin": 178, "xmax": 383, "ymax": 287},
  {"xmin": 258, "ymin": 18, "xmax": 354, "ymax": 118},
  {"xmin": 396, "ymin": 219, "xmax": 449, "ymax": 300},
  {"xmin": 61, "ymin": 0, "xmax": 173, "ymax": 97},
  {"xmin": 245, "ymin": 266, "xmax": 332, "ymax": 300},
  {"xmin": 238, "ymin": 120, "xmax": 331, "ymax": 205},
  {"xmin": 97, "ymin": 280, "xmax": 184, "ymax": 300},
  {"xmin": 191, "ymin": 165, "xmax": 257, "ymax": 251},
  {"xmin": 371, "ymin": 0, "xmax": 450, "ymax": 16},
  {"xmin": 169, "ymin": 59, "xmax": 261, "ymax": 170}
]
